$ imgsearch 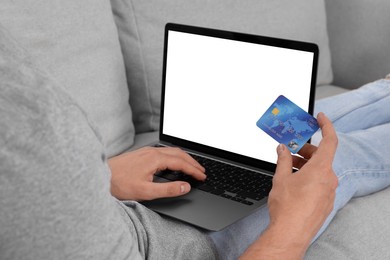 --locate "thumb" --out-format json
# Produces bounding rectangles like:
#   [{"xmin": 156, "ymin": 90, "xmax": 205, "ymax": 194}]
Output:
[
  {"xmin": 274, "ymin": 144, "xmax": 293, "ymax": 178},
  {"xmin": 146, "ymin": 181, "xmax": 191, "ymax": 200}
]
